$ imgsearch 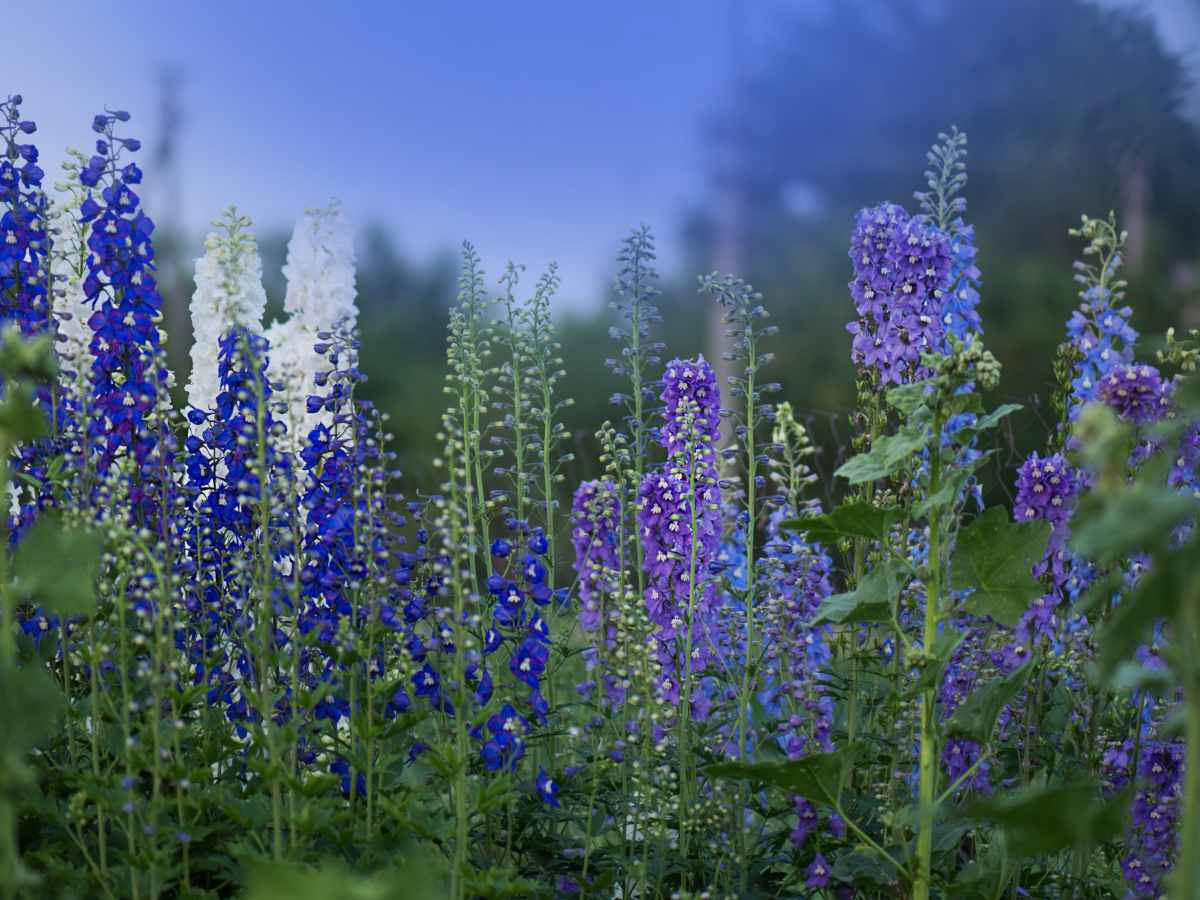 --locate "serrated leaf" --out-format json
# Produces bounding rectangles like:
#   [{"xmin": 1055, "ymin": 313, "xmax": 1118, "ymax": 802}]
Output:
[
  {"xmin": 952, "ymin": 507, "xmax": 1050, "ymax": 625},
  {"xmin": 946, "ymin": 661, "xmax": 1032, "ymax": 742},
  {"xmin": 705, "ymin": 749, "xmax": 851, "ymax": 804},
  {"xmin": 782, "ymin": 502, "xmax": 899, "ymax": 544},
  {"xmin": 968, "ymin": 781, "xmax": 1128, "ymax": 857},
  {"xmin": 836, "ymin": 424, "xmax": 928, "ymax": 484},
  {"xmin": 810, "ymin": 562, "xmax": 902, "ymax": 627},
  {"xmin": 886, "ymin": 382, "xmax": 932, "ymax": 417}
]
